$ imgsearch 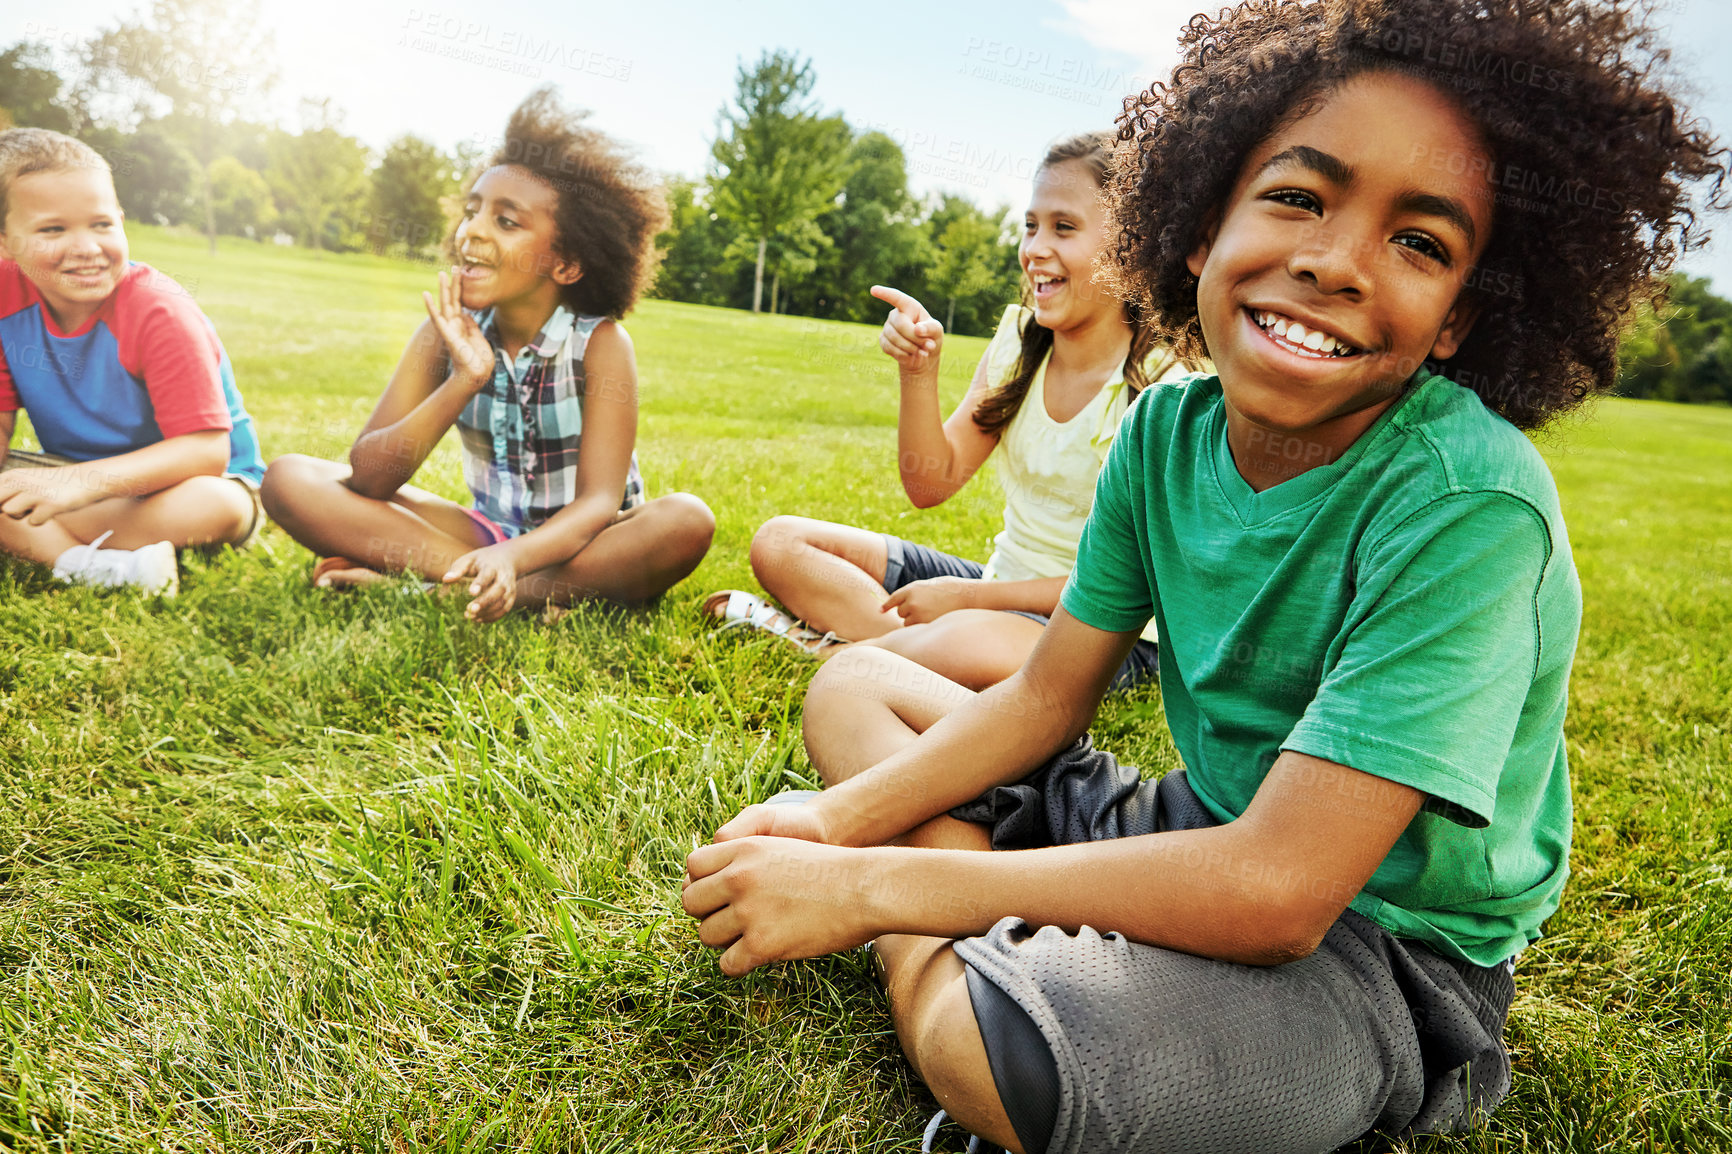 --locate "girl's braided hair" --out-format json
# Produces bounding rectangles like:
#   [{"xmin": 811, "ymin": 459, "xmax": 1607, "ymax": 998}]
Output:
[{"xmin": 1110, "ymin": 0, "xmax": 1727, "ymax": 429}]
